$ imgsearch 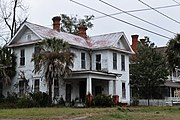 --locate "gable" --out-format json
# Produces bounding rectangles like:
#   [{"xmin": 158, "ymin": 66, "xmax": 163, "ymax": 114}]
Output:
[
  {"xmin": 16, "ymin": 28, "xmax": 40, "ymax": 44},
  {"xmin": 114, "ymin": 35, "xmax": 129, "ymax": 50},
  {"xmin": 8, "ymin": 23, "xmax": 42, "ymax": 47}
]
